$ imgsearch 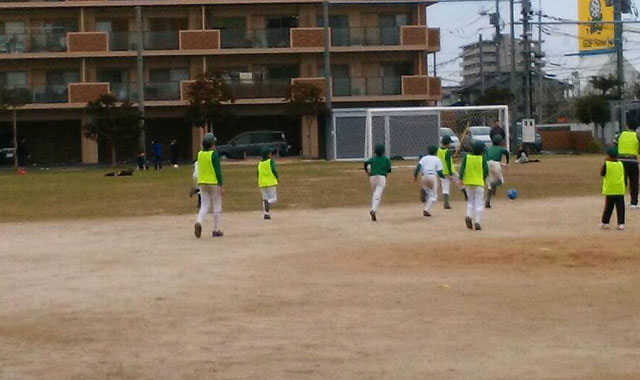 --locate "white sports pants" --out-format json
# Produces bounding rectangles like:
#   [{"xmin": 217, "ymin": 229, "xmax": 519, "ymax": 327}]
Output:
[
  {"xmin": 261, "ymin": 186, "xmax": 277, "ymax": 213},
  {"xmin": 421, "ymin": 174, "xmax": 438, "ymax": 212},
  {"xmin": 487, "ymin": 161, "xmax": 504, "ymax": 189},
  {"xmin": 197, "ymin": 184, "xmax": 222, "ymax": 231},
  {"xmin": 466, "ymin": 185, "xmax": 484, "ymax": 223},
  {"xmin": 370, "ymin": 175, "xmax": 386, "ymax": 212},
  {"xmin": 441, "ymin": 173, "xmax": 463, "ymax": 195}
]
